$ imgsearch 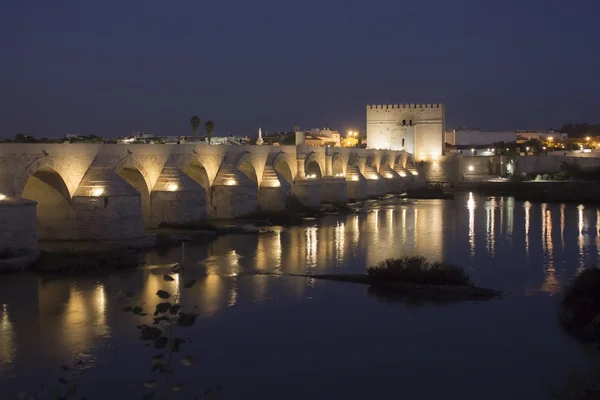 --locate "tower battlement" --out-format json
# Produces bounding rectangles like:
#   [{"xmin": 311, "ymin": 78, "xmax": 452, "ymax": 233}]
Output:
[
  {"xmin": 366, "ymin": 102, "xmax": 446, "ymax": 158},
  {"xmin": 367, "ymin": 103, "xmax": 444, "ymax": 110}
]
